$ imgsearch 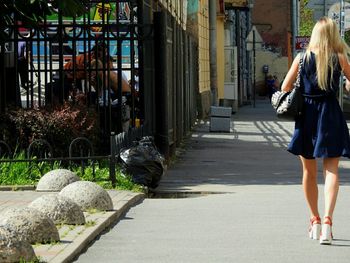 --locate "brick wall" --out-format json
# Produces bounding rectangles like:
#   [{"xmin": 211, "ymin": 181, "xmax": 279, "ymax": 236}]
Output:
[{"xmin": 252, "ymin": 0, "xmax": 291, "ymax": 56}]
